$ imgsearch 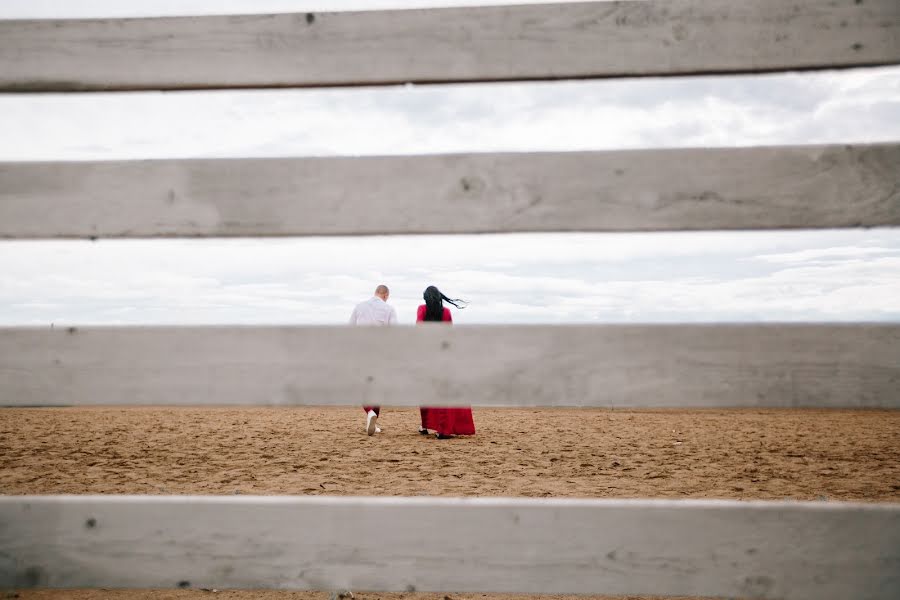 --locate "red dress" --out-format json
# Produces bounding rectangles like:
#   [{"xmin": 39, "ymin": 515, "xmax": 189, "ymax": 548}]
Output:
[{"xmin": 417, "ymin": 305, "xmax": 476, "ymax": 436}]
